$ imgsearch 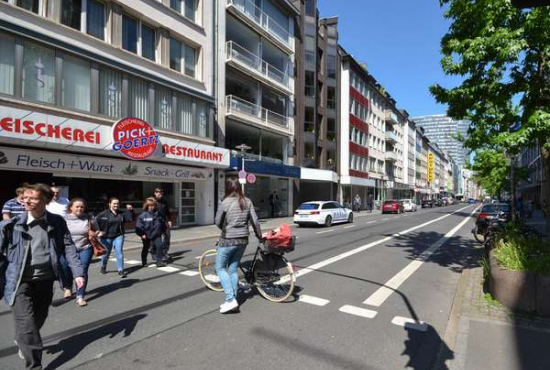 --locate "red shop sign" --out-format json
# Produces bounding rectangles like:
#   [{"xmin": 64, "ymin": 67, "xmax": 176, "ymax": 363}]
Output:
[{"xmin": 111, "ymin": 117, "xmax": 159, "ymax": 160}]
